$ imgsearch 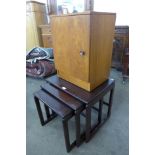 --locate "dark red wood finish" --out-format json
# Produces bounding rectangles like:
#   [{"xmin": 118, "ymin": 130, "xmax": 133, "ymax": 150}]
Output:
[
  {"xmin": 46, "ymin": 75, "xmax": 115, "ymax": 104},
  {"xmin": 46, "ymin": 75, "xmax": 115, "ymax": 142},
  {"xmin": 41, "ymin": 83, "xmax": 84, "ymax": 110}
]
